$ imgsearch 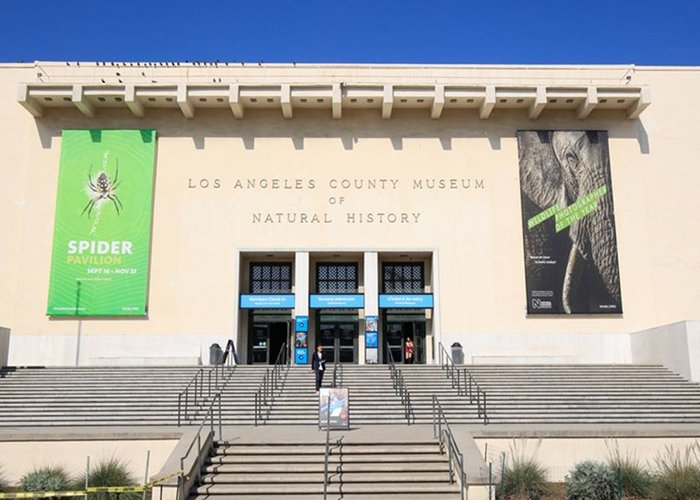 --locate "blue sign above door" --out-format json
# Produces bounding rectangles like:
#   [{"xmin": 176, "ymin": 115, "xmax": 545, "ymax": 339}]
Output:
[
  {"xmin": 240, "ymin": 294, "xmax": 295, "ymax": 309},
  {"xmin": 379, "ymin": 294, "xmax": 434, "ymax": 308},
  {"xmin": 310, "ymin": 294, "xmax": 364, "ymax": 309}
]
